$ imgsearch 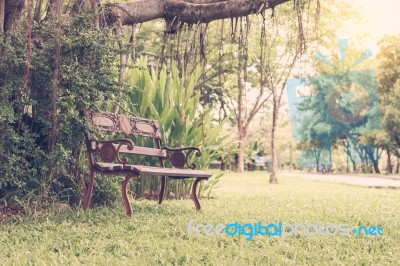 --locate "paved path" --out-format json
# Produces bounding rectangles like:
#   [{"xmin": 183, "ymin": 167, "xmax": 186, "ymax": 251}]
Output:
[{"xmin": 285, "ymin": 172, "xmax": 400, "ymax": 188}]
